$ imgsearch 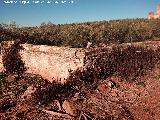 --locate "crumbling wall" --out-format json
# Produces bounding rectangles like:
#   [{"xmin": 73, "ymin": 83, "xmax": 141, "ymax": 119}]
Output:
[
  {"xmin": 0, "ymin": 41, "xmax": 160, "ymax": 84},
  {"xmin": 20, "ymin": 44, "xmax": 85, "ymax": 83},
  {"xmin": 0, "ymin": 41, "xmax": 85, "ymax": 83}
]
